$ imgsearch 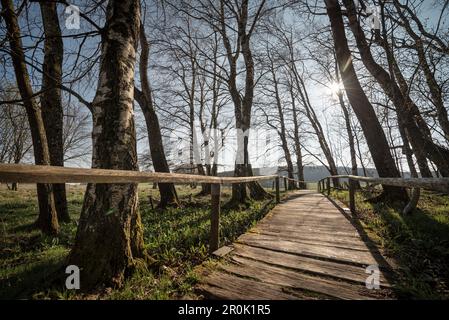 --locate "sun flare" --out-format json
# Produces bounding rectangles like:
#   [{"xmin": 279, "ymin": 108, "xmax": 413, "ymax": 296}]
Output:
[{"xmin": 328, "ymin": 81, "xmax": 344, "ymax": 95}]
